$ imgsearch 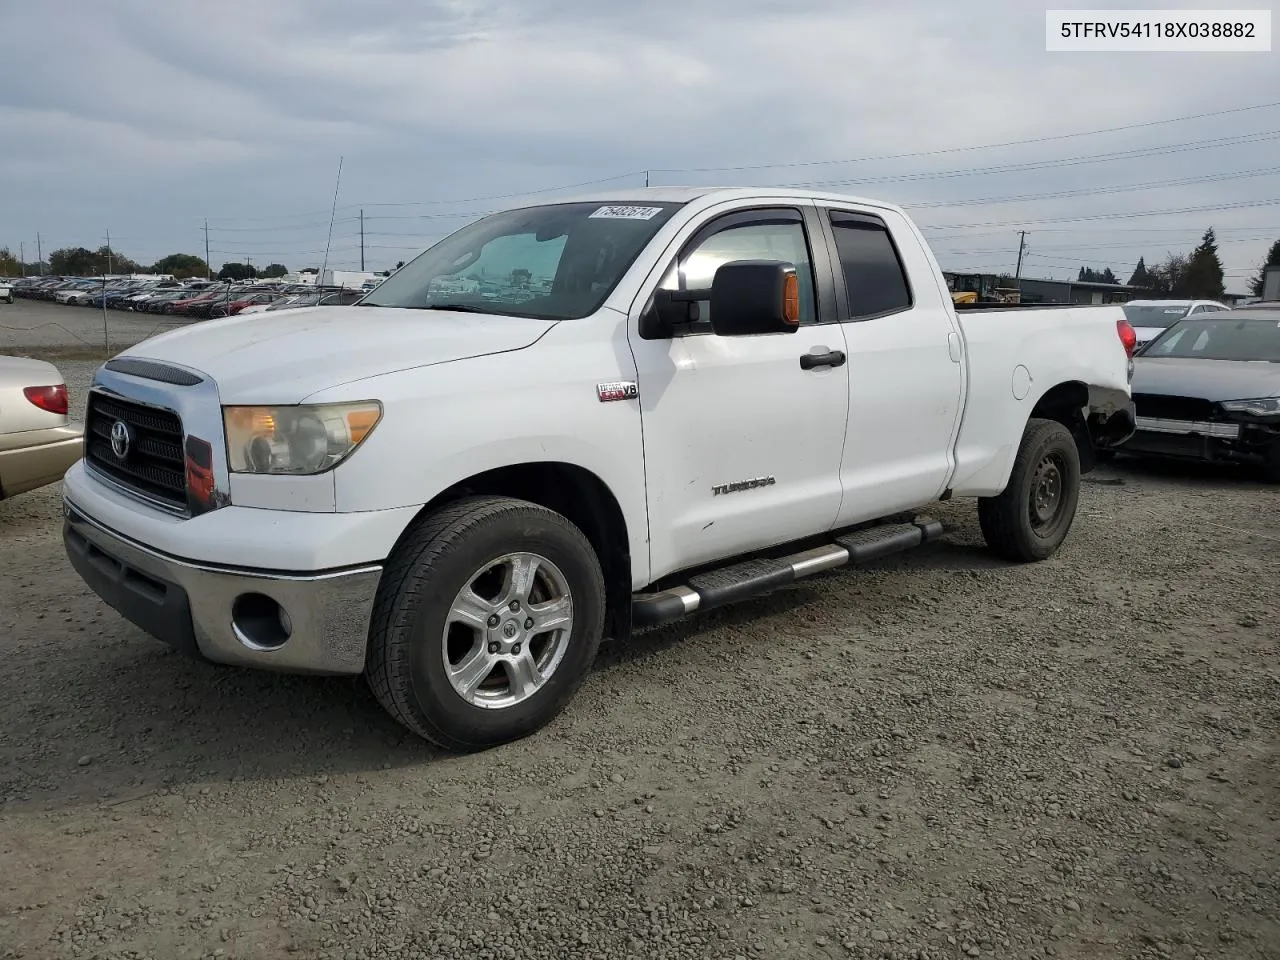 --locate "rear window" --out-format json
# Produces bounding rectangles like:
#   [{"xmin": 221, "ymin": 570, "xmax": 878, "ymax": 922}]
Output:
[
  {"xmin": 1122, "ymin": 304, "xmax": 1189, "ymax": 328},
  {"xmin": 828, "ymin": 212, "xmax": 913, "ymax": 319}
]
